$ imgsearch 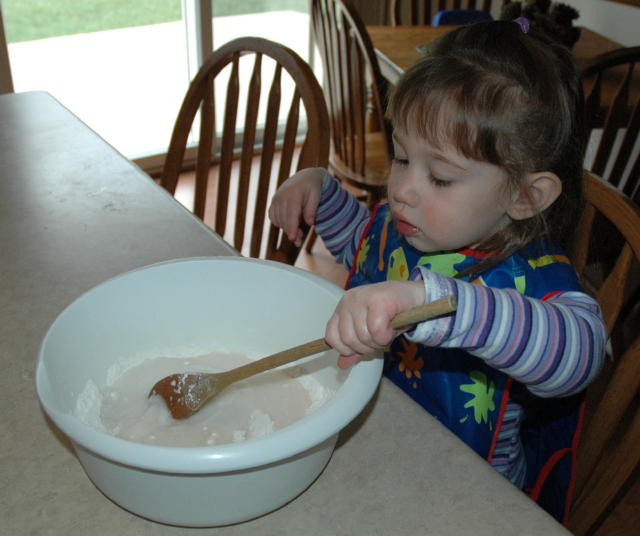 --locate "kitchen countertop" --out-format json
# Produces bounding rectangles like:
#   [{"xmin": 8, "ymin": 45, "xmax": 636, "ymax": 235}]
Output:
[{"xmin": 0, "ymin": 91, "xmax": 570, "ymax": 535}]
